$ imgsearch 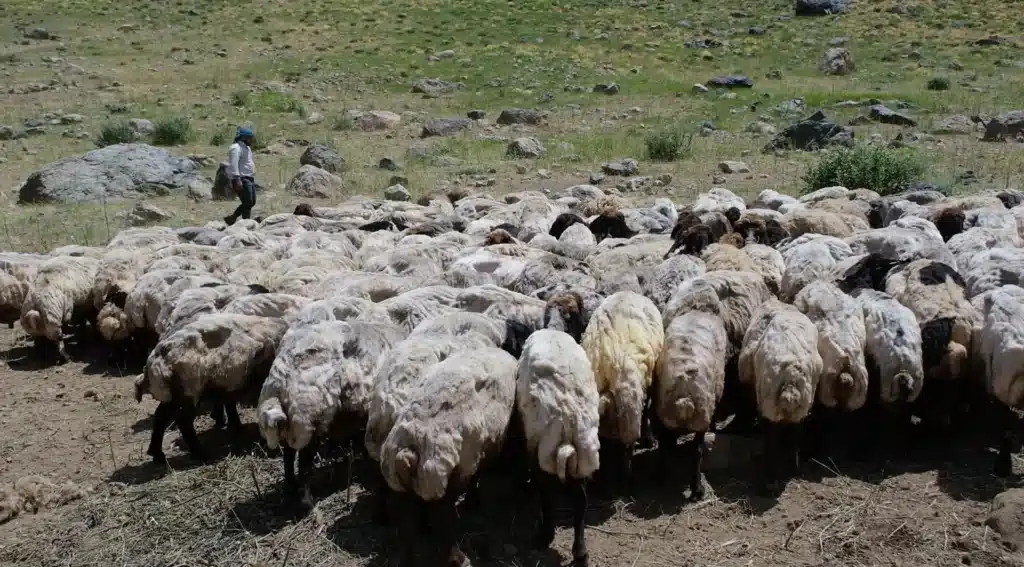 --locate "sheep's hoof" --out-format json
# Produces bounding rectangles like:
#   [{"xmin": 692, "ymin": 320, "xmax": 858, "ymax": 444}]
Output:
[
  {"xmin": 533, "ymin": 525, "xmax": 556, "ymax": 550},
  {"xmin": 690, "ymin": 483, "xmax": 706, "ymax": 502},
  {"xmin": 148, "ymin": 450, "xmax": 167, "ymax": 466},
  {"xmin": 995, "ymin": 455, "xmax": 1013, "ymax": 478},
  {"xmin": 571, "ymin": 552, "xmax": 589, "ymax": 567},
  {"xmin": 446, "ymin": 546, "xmax": 470, "ymax": 567}
]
